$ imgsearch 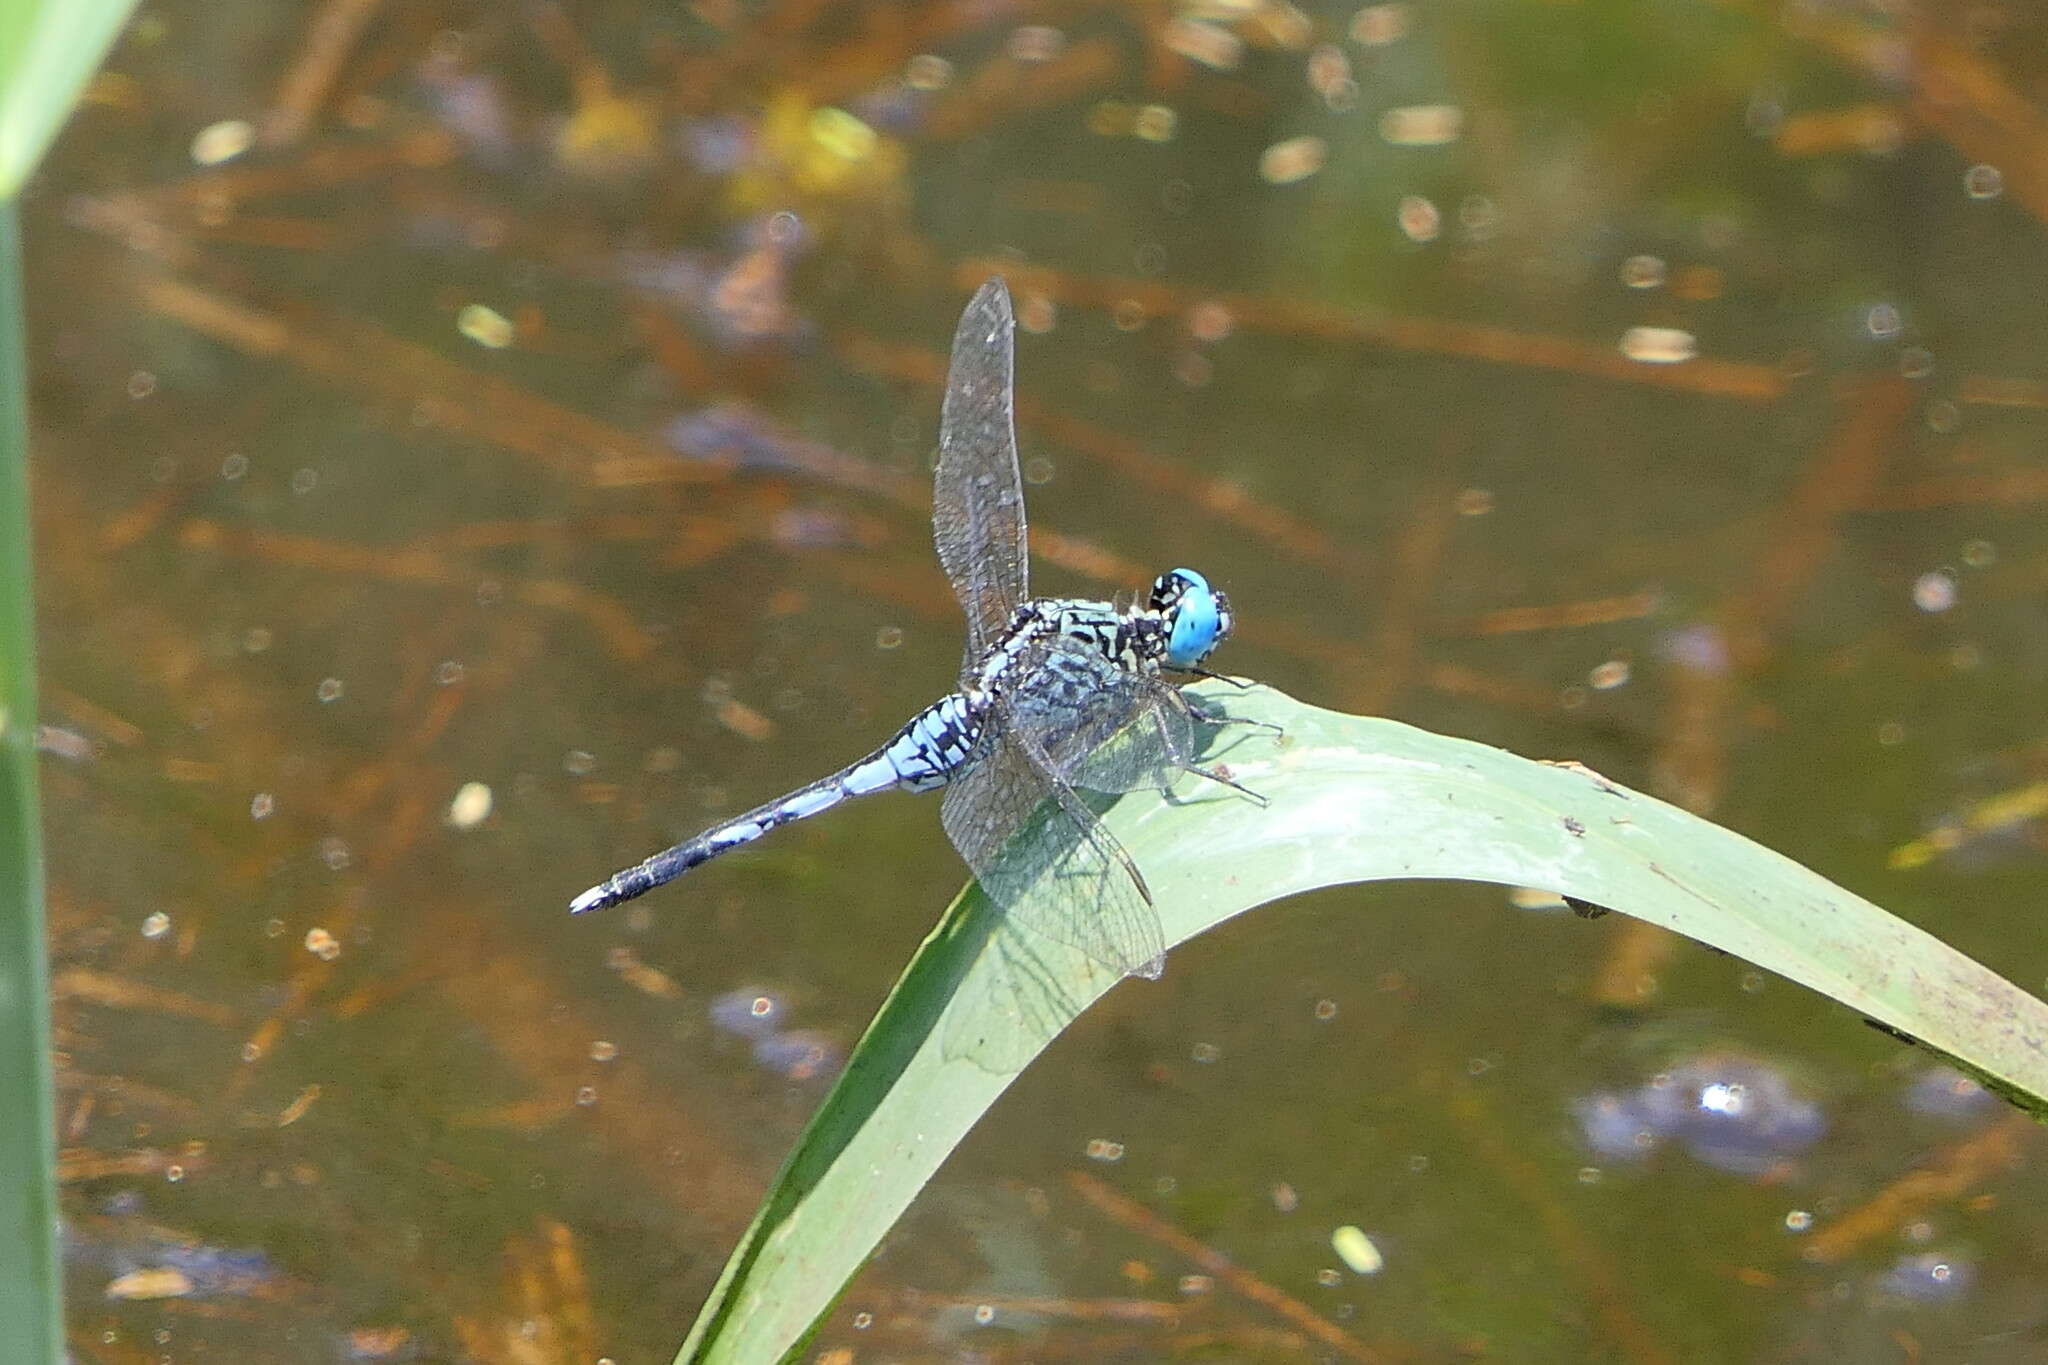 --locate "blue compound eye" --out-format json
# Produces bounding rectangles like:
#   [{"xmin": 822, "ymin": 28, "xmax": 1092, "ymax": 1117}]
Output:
[{"xmin": 1163, "ymin": 568, "xmax": 1226, "ymax": 669}]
